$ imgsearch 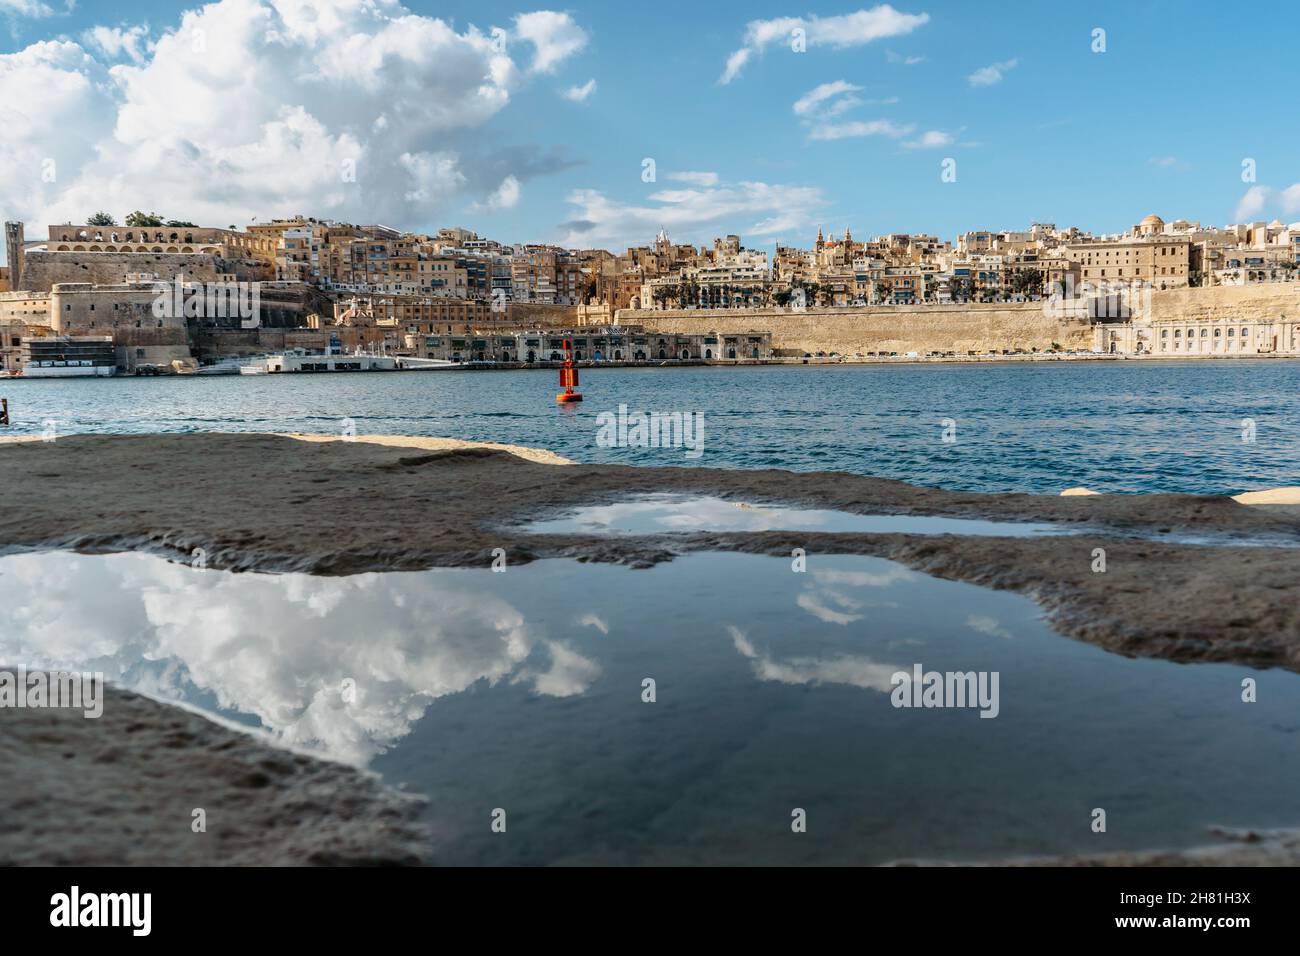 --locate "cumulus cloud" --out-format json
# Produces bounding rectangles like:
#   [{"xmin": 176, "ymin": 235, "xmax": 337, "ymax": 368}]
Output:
[
  {"xmin": 1233, "ymin": 183, "xmax": 1300, "ymax": 222},
  {"xmin": 0, "ymin": 0, "xmax": 589, "ymax": 232},
  {"xmin": 479, "ymin": 174, "xmax": 522, "ymax": 211},
  {"xmin": 514, "ymin": 10, "xmax": 588, "ymax": 73},
  {"xmin": 720, "ymin": 5, "xmax": 930, "ymax": 83},
  {"xmin": 968, "ymin": 57, "xmax": 1017, "ymax": 87},
  {"xmin": 81, "ymin": 24, "xmax": 152, "ymax": 62},
  {"xmin": 1234, "ymin": 185, "xmax": 1271, "ymax": 221},
  {"xmin": 562, "ymin": 77, "xmax": 596, "ymax": 102},
  {"xmin": 556, "ymin": 176, "xmax": 826, "ymax": 250}
]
